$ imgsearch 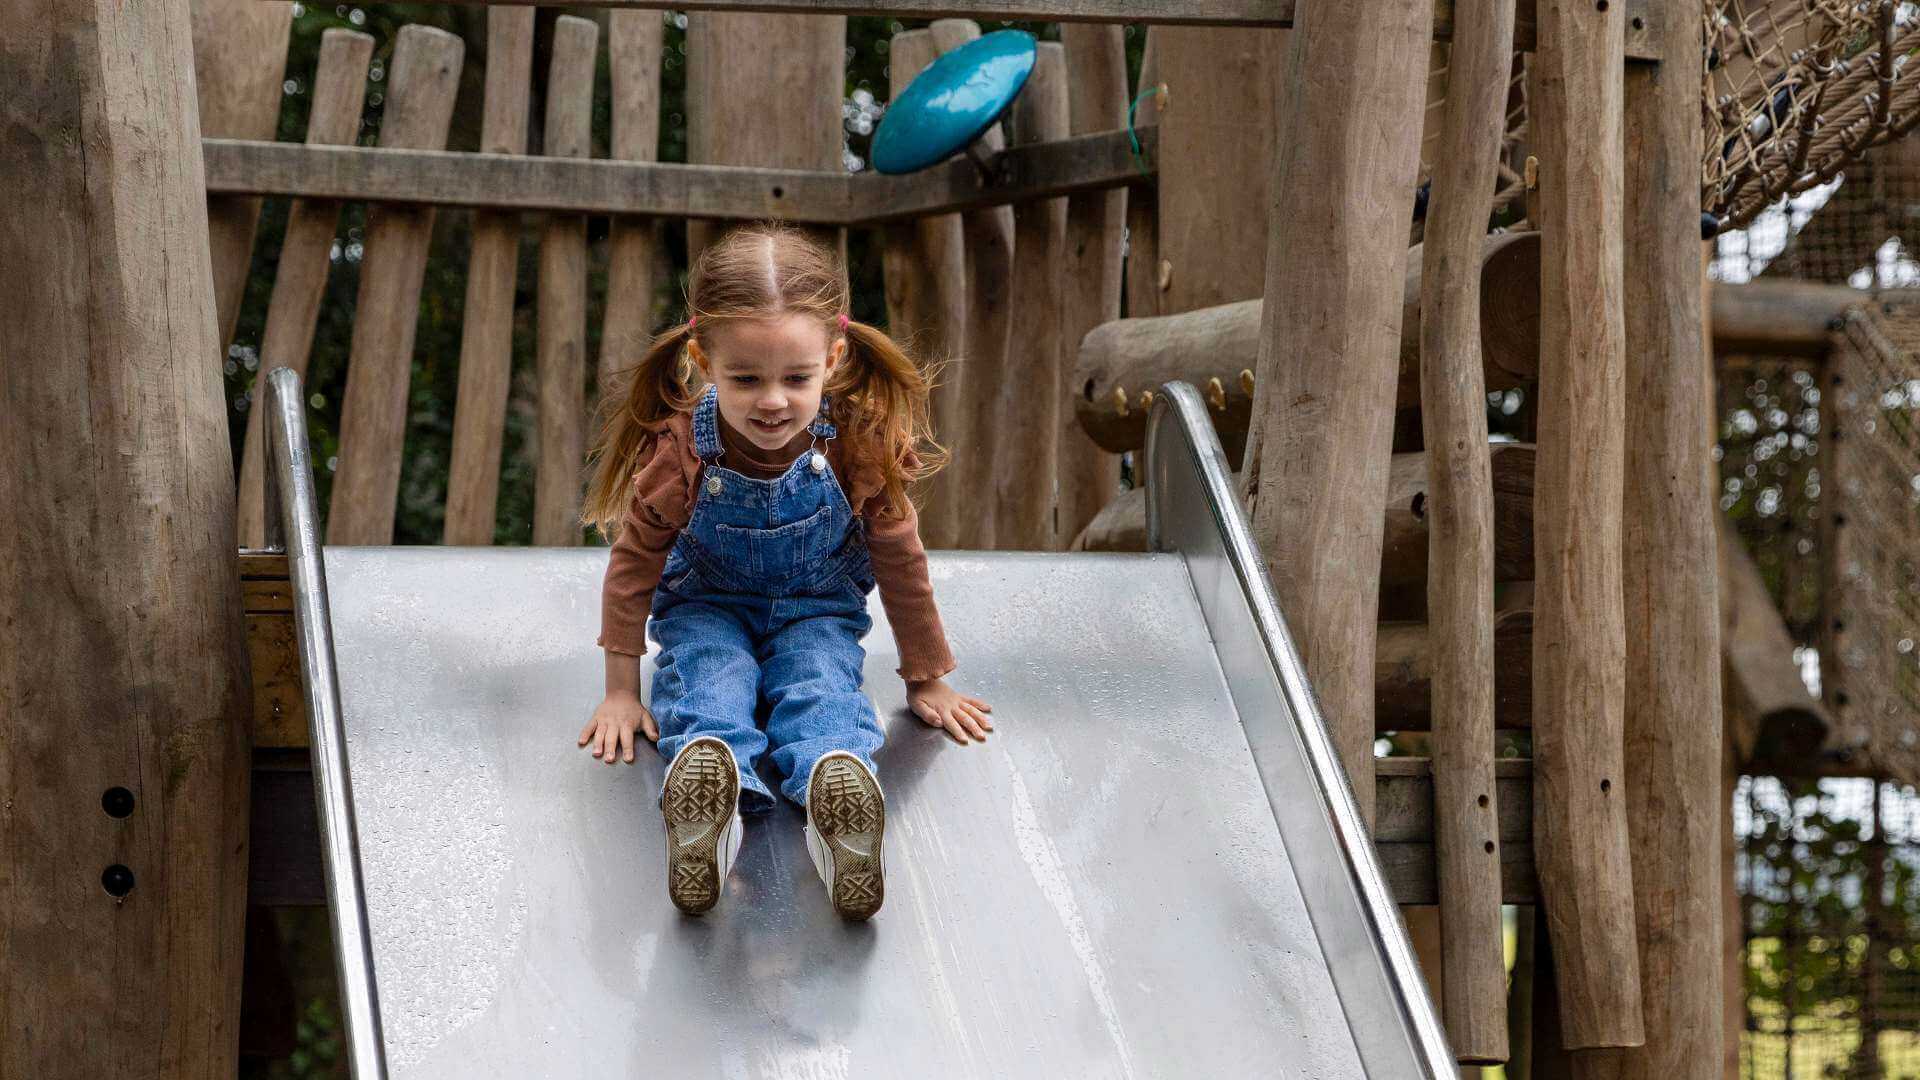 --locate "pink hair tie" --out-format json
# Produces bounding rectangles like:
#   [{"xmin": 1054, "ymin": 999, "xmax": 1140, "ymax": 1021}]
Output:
[
  {"xmin": 687, "ymin": 315, "xmax": 697, "ymax": 329},
  {"xmin": 838, "ymin": 313, "xmax": 850, "ymax": 331}
]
